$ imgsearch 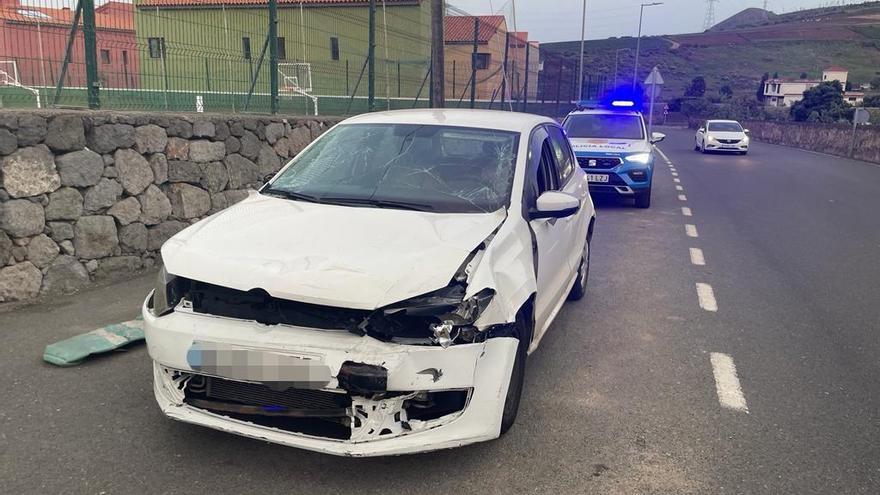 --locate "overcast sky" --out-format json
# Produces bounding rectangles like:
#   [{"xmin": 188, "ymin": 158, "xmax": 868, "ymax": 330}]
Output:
[{"xmin": 448, "ymin": 0, "xmax": 868, "ymax": 42}]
